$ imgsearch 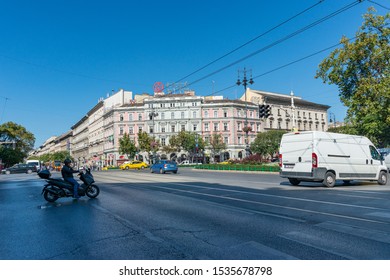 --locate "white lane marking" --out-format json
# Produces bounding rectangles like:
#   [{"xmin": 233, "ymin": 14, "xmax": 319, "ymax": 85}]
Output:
[{"xmin": 141, "ymin": 184, "xmax": 389, "ymax": 225}]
